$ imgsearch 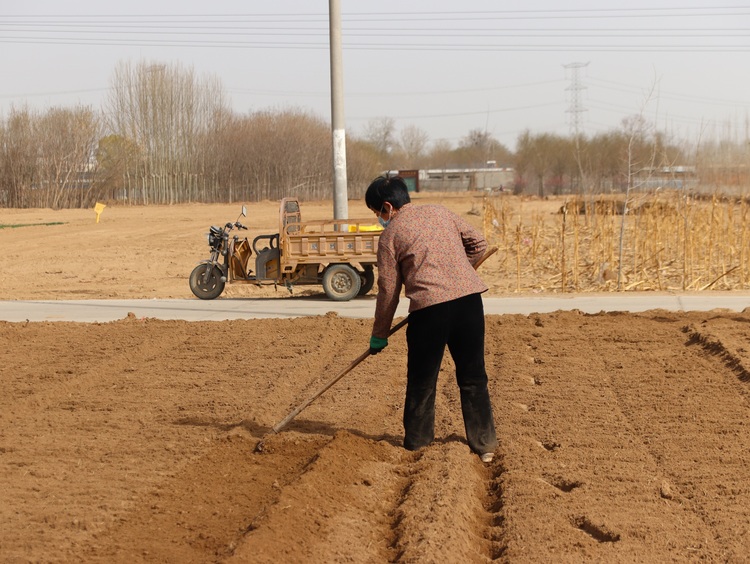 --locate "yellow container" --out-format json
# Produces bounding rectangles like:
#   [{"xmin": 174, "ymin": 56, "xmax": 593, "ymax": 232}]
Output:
[{"xmin": 348, "ymin": 224, "xmax": 383, "ymax": 232}]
